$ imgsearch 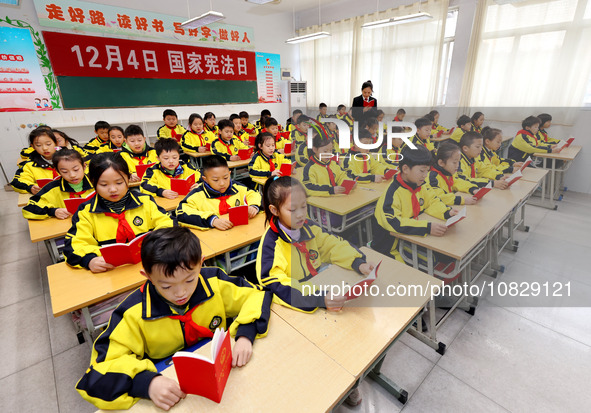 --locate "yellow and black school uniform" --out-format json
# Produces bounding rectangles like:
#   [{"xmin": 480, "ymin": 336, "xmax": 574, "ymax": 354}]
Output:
[
  {"xmin": 241, "ymin": 122, "xmax": 256, "ymax": 135},
  {"xmin": 211, "ymin": 136, "xmax": 250, "ymax": 160},
  {"xmin": 63, "ymin": 191, "xmax": 173, "ymax": 269},
  {"xmin": 432, "ymin": 123, "xmax": 449, "ymax": 133},
  {"xmin": 316, "ymin": 114, "xmax": 329, "ymax": 122},
  {"xmin": 458, "ymin": 152, "xmax": 500, "ymax": 184},
  {"xmin": 180, "ymin": 129, "xmax": 215, "ymax": 154},
  {"xmin": 22, "ymin": 176, "xmax": 94, "ymax": 220},
  {"xmin": 449, "ymin": 127, "xmax": 465, "ymax": 143},
  {"xmin": 140, "ymin": 161, "xmax": 199, "ymax": 198},
  {"xmin": 19, "ymin": 146, "xmax": 35, "ymax": 165},
  {"xmin": 380, "ymin": 146, "xmax": 402, "ymax": 169},
  {"xmin": 508, "ymin": 129, "xmax": 553, "ymax": 162},
  {"xmin": 234, "ymin": 130, "xmax": 250, "ymax": 145},
  {"xmin": 176, "ymin": 181, "xmax": 261, "ymax": 230},
  {"xmin": 95, "ymin": 141, "xmax": 124, "ymax": 154},
  {"xmin": 156, "ymin": 124, "xmax": 187, "ymax": 142},
  {"xmin": 84, "ymin": 136, "xmax": 109, "ymax": 154},
  {"xmin": 471, "ymin": 124, "xmax": 482, "ymax": 133},
  {"xmin": 248, "ymin": 152, "xmax": 288, "ymax": 186},
  {"xmin": 11, "ymin": 152, "xmax": 58, "ymax": 194},
  {"xmin": 427, "ymin": 165, "xmax": 478, "ymax": 206},
  {"xmin": 119, "ymin": 144, "xmax": 158, "ymax": 175},
  {"xmin": 204, "ymin": 123, "xmax": 219, "ymax": 136},
  {"xmin": 291, "ymin": 127, "xmax": 310, "ymax": 167},
  {"xmin": 256, "ymin": 217, "xmax": 367, "ymax": 313},
  {"xmin": 76, "ymin": 267, "xmax": 271, "ymax": 410},
  {"xmin": 302, "ymin": 155, "xmax": 355, "ymax": 197},
  {"xmin": 372, "ymin": 173, "xmax": 452, "ymax": 262},
  {"xmin": 341, "ymin": 149, "xmax": 391, "ymax": 182},
  {"xmin": 536, "ymin": 128, "xmax": 561, "ymax": 145},
  {"xmin": 336, "ymin": 112, "xmax": 354, "ymax": 130},
  {"xmin": 480, "ymin": 146, "xmax": 515, "ymax": 175},
  {"xmin": 402, "ymin": 134, "xmax": 435, "ymax": 152}
]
